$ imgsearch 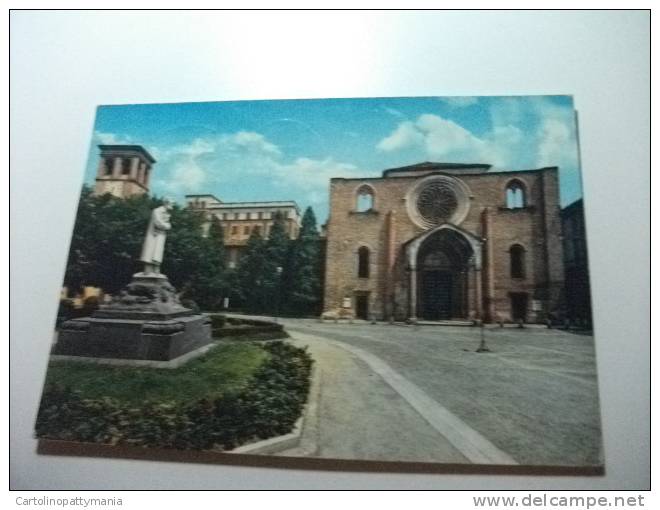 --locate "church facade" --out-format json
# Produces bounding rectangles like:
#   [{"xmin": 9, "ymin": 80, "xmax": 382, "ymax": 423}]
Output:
[{"xmin": 323, "ymin": 162, "xmax": 565, "ymax": 324}]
